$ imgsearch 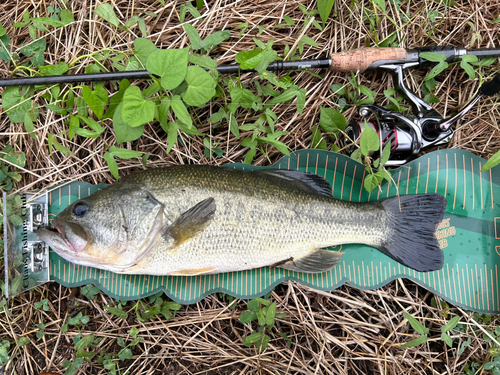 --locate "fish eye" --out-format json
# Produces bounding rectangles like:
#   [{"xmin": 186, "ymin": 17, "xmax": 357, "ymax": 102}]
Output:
[{"xmin": 72, "ymin": 201, "xmax": 90, "ymax": 217}]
